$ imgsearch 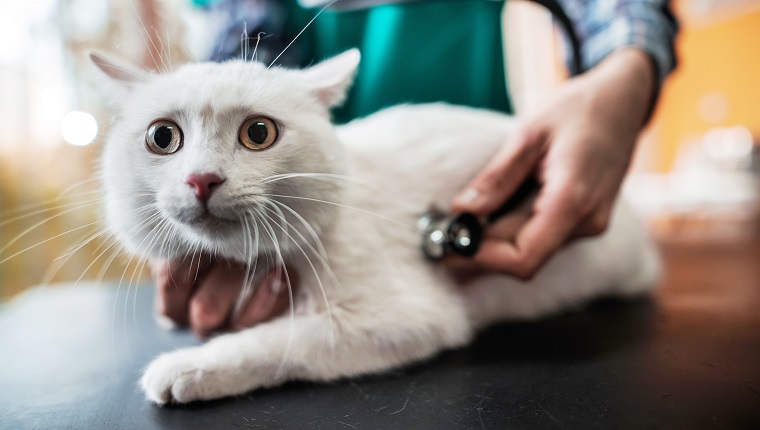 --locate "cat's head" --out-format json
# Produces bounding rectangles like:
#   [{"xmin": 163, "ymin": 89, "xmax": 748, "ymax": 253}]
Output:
[{"xmin": 91, "ymin": 50, "xmax": 360, "ymax": 261}]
